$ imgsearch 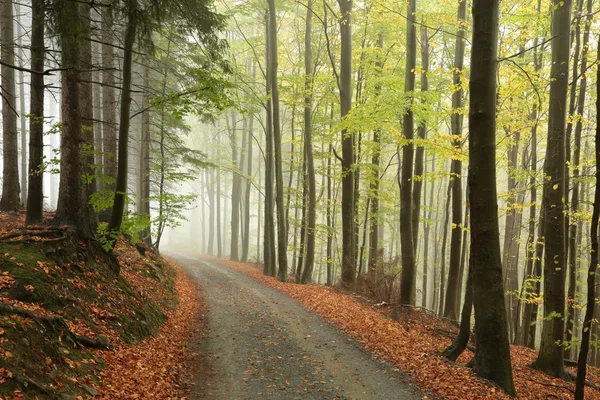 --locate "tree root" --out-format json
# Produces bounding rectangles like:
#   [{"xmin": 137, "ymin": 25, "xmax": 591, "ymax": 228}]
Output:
[
  {"xmin": 0, "ymin": 303, "xmax": 111, "ymax": 350},
  {"xmin": 0, "ymin": 357, "xmax": 51, "ymax": 395},
  {"xmin": 0, "ymin": 227, "xmax": 67, "ymax": 242}
]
